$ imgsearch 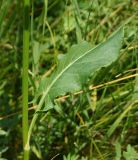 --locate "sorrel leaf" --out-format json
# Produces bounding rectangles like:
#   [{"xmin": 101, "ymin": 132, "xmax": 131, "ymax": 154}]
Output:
[{"xmin": 37, "ymin": 27, "xmax": 123, "ymax": 110}]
